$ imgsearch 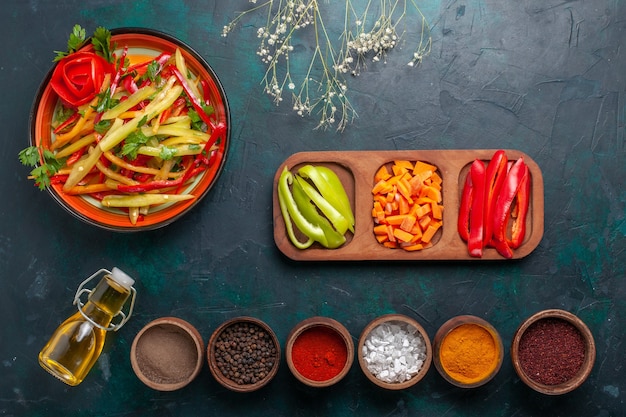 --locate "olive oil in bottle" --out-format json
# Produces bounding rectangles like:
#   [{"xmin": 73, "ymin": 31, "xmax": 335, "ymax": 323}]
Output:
[{"xmin": 39, "ymin": 268, "xmax": 136, "ymax": 386}]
